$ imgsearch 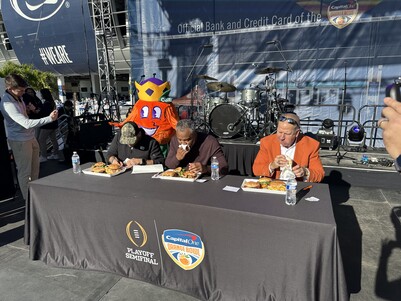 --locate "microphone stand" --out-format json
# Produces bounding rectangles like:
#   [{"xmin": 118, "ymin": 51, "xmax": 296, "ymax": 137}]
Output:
[
  {"xmin": 273, "ymin": 41, "xmax": 292, "ymax": 100},
  {"xmin": 321, "ymin": 61, "xmax": 353, "ymax": 164},
  {"xmin": 334, "ymin": 61, "xmax": 354, "ymax": 164},
  {"xmin": 186, "ymin": 46, "xmax": 207, "ymax": 121}
]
